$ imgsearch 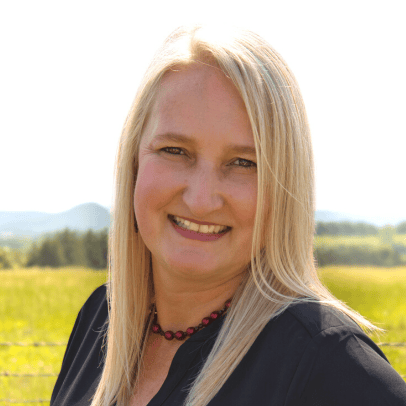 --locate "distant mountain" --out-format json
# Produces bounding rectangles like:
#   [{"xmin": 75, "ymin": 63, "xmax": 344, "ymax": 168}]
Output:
[
  {"xmin": 0, "ymin": 203, "xmax": 111, "ymax": 238},
  {"xmin": 315, "ymin": 210, "xmax": 405, "ymax": 227}
]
